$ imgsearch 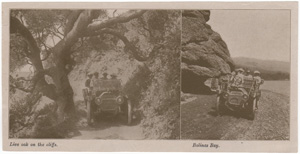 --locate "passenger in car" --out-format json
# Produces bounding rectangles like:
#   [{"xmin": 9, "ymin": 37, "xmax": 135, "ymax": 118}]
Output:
[
  {"xmin": 101, "ymin": 72, "xmax": 108, "ymax": 80},
  {"xmin": 230, "ymin": 71, "xmax": 236, "ymax": 82},
  {"xmin": 232, "ymin": 68, "xmax": 244, "ymax": 87},
  {"xmin": 110, "ymin": 74, "xmax": 121, "ymax": 90},
  {"xmin": 244, "ymin": 69, "xmax": 253, "ymax": 78}
]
